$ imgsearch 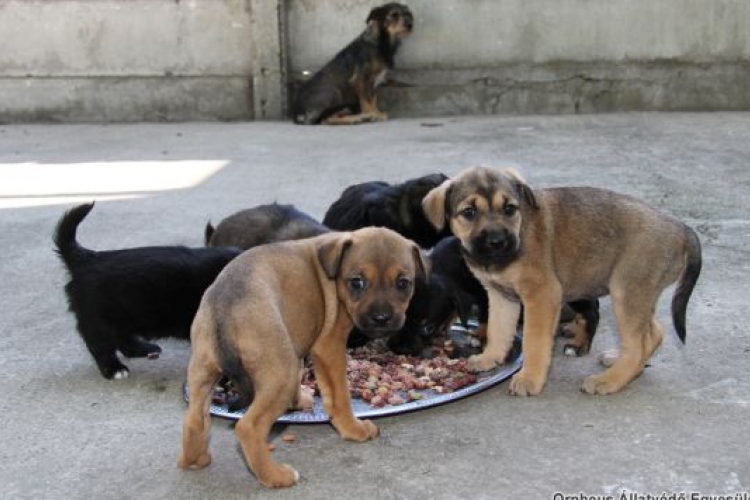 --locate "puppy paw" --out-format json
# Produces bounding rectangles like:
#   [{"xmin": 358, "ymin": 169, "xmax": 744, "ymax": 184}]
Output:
[
  {"xmin": 258, "ymin": 463, "xmax": 300, "ymax": 489},
  {"xmin": 581, "ymin": 373, "xmax": 625, "ymax": 395},
  {"xmin": 291, "ymin": 385, "xmax": 315, "ymax": 411},
  {"xmin": 508, "ymin": 369, "xmax": 545, "ymax": 397},
  {"xmin": 599, "ymin": 349, "xmax": 619, "ymax": 367},
  {"xmin": 112, "ymin": 368, "xmax": 130, "ymax": 380},
  {"xmin": 467, "ymin": 353, "xmax": 502, "ymax": 372},
  {"xmin": 177, "ymin": 451, "xmax": 211, "ymax": 470},
  {"xmin": 337, "ymin": 418, "xmax": 379, "ymax": 442}
]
